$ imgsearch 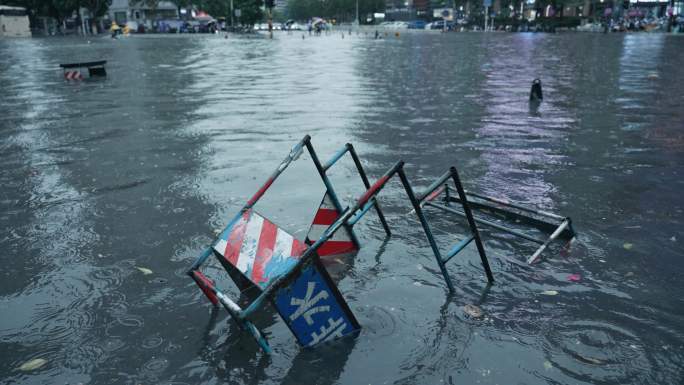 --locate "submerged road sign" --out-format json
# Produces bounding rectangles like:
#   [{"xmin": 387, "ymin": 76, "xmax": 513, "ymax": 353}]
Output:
[{"xmin": 274, "ymin": 258, "xmax": 360, "ymax": 347}]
